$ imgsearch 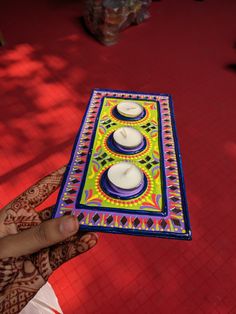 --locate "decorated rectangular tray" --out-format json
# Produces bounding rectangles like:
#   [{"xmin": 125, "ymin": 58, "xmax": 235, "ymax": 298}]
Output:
[{"xmin": 53, "ymin": 89, "xmax": 191, "ymax": 240}]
